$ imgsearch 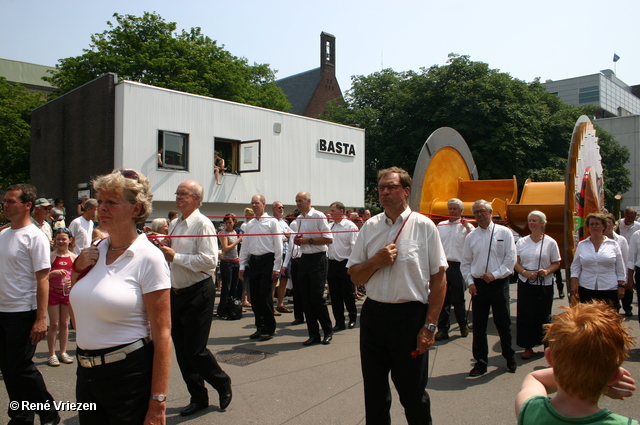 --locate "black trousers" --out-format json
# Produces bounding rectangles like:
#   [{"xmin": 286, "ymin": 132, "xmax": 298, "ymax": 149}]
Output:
[
  {"xmin": 290, "ymin": 258, "xmax": 305, "ymax": 322},
  {"xmin": 516, "ymin": 280, "xmax": 553, "ymax": 349},
  {"xmin": 471, "ymin": 278, "xmax": 515, "ymax": 365},
  {"xmin": 171, "ymin": 277, "xmax": 231, "ymax": 405},
  {"xmin": 436, "ymin": 261, "xmax": 467, "ymax": 332},
  {"xmin": 327, "ymin": 259, "xmax": 357, "ymax": 327},
  {"xmin": 578, "ymin": 286, "xmax": 618, "ymax": 307},
  {"xmin": 360, "ymin": 299, "xmax": 431, "ymax": 425},
  {"xmin": 76, "ymin": 341, "xmax": 153, "ymax": 424},
  {"xmin": 0, "ymin": 310, "xmax": 58, "ymax": 425},
  {"xmin": 248, "ymin": 253, "xmax": 277, "ymax": 335},
  {"xmin": 298, "ymin": 252, "xmax": 332, "ymax": 339}
]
